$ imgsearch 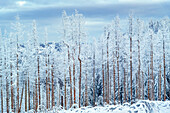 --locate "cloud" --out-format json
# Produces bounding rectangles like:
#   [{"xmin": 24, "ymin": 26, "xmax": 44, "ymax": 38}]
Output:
[
  {"xmin": 0, "ymin": 0, "xmax": 170, "ymax": 42},
  {"xmin": 119, "ymin": 0, "xmax": 169, "ymax": 3},
  {"xmin": 16, "ymin": 1, "xmax": 27, "ymax": 6}
]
